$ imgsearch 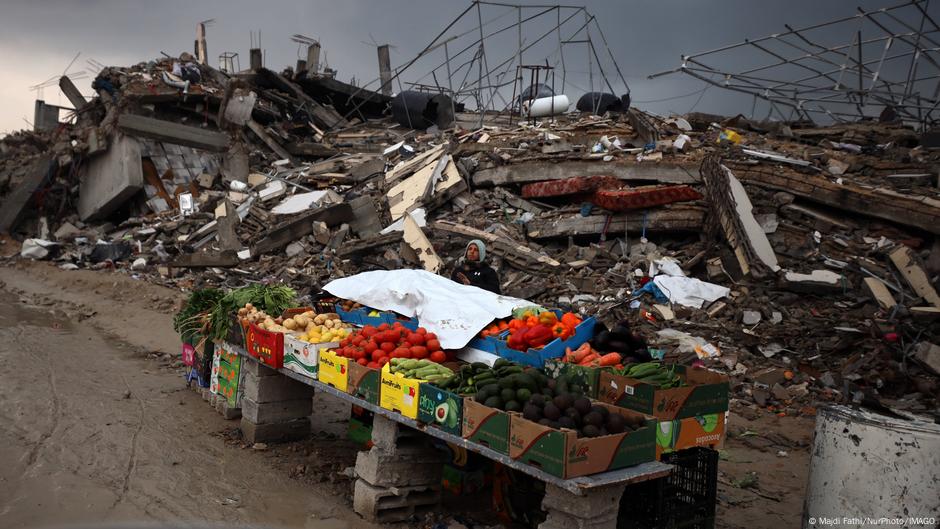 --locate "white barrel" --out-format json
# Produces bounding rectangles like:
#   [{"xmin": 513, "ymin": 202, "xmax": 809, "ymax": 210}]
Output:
[
  {"xmin": 522, "ymin": 95, "xmax": 569, "ymax": 117},
  {"xmin": 803, "ymin": 405, "xmax": 940, "ymax": 528}
]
